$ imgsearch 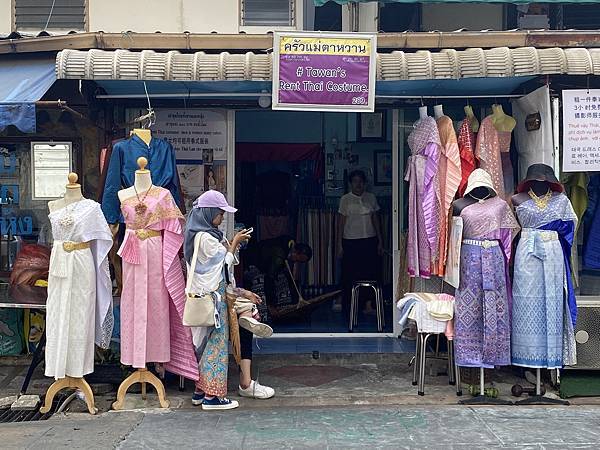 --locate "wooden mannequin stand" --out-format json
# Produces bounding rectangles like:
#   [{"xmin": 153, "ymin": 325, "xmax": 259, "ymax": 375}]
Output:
[
  {"xmin": 112, "ymin": 368, "xmax": 170, "ymax": 410},
  {"xmin": 40, "ymin": 376, "xmax": 97, "ymax": 415}
]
